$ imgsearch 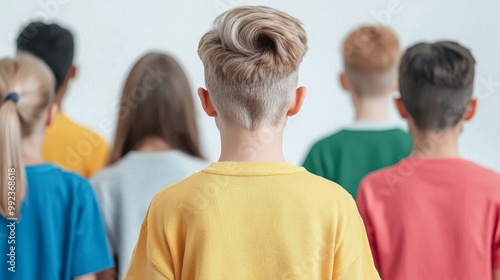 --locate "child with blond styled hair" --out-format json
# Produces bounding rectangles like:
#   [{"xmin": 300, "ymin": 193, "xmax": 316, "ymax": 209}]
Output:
[{"xmin": 125, "ymin": 6, "xmax": 378, "ymax": 280}]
